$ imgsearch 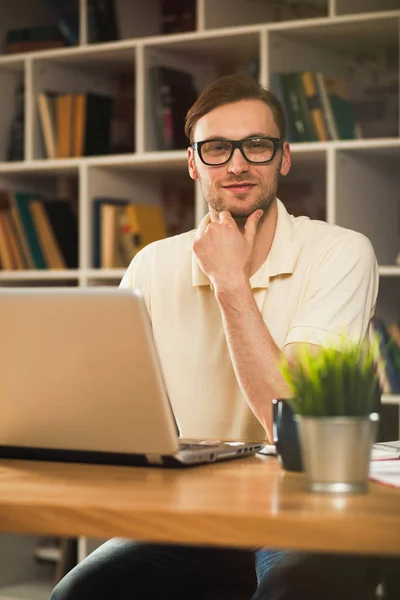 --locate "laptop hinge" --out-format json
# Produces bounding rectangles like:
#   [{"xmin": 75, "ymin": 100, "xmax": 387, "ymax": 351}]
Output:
[{"xmin": 145, "ymin": 453, "xmax": 164, "ymax": 465}]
